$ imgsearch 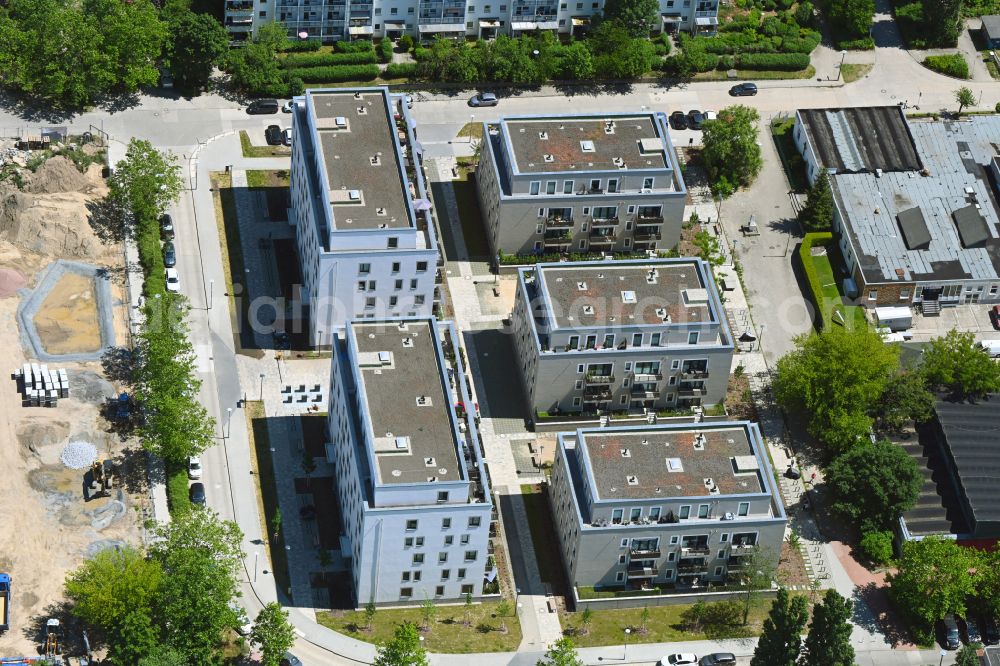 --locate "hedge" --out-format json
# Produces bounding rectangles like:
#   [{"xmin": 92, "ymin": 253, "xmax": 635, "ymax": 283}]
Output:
[
  {"xmin": 335, "ymin": 40, "xmax": 375, "ymax": 53},
  {"xmin": 280, "ymin": 51, "xmax": 378, "ymax": 68},
  {"xmin": 379, "ymin": 37, "xmax": 393, "ymax": 62},
  {"xmin": 278, "ymin": 38, "xmax": 322, "ymax": 52},
  {"xmin": 166, "ymin": 466, "xmax": 192, "ymax": 516},
  {"xmin": 737, "ymin": 52, "xmax": 810, "ymax": 71},
  {"xmin": 383, "ymin": 62, "xmax": 419, "ymax": 79},
  {"xmin": 285, "ymin": 65, "xmax": 380, "ymax": 82},
  {"xmin": 835, "ymin": 36, "xmax": 875, "ymax": 50},
  {"xmin": 922, "ymin": 53, "xmax": 969, "ymax": 79},
  {"xmin": 799, "ymin": 232, "xmax": 834, "ymax": 329}
]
